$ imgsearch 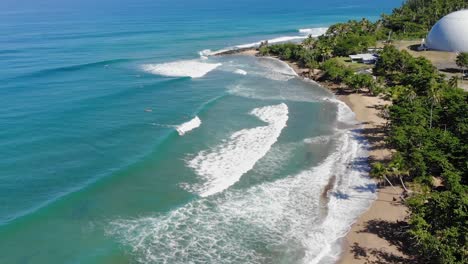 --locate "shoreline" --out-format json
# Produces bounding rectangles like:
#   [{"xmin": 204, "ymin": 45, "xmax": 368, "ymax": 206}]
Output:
[
  {"xmin": 221, "ymin": 47, "xmax": 409, "ymax": 263},
  {"xmin": 336, "ymin": 94, "xmax": 410, "ymax": 264}
]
